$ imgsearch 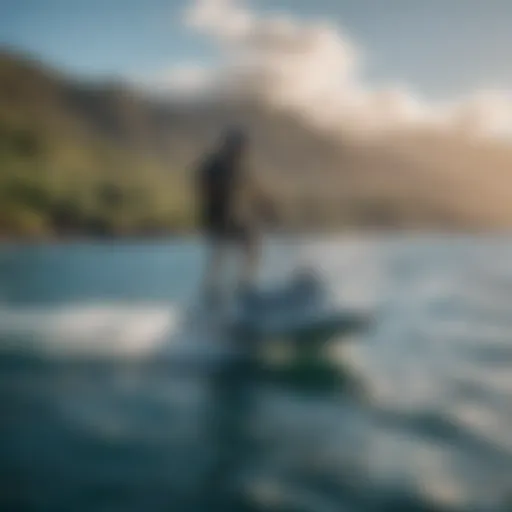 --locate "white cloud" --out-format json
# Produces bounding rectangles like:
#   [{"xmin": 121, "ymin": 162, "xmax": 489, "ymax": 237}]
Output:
[
  {"xmin": 151, "ymin": 0, "xmax": 512, "ymax": 140},
  {"xmin": 445, "ymin": 90, "xmax": 512, "ymax": 139},
  {"xmin": 185, "ymin": 0, "xmax": 254, "ymax": 41},
  {"xmin": 162, "ymin": 65, "xmax": 216, "ymax": 94},
  {"xmin": 134, "ymin": 63, "xmax": 218, "ymax": 98}
]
